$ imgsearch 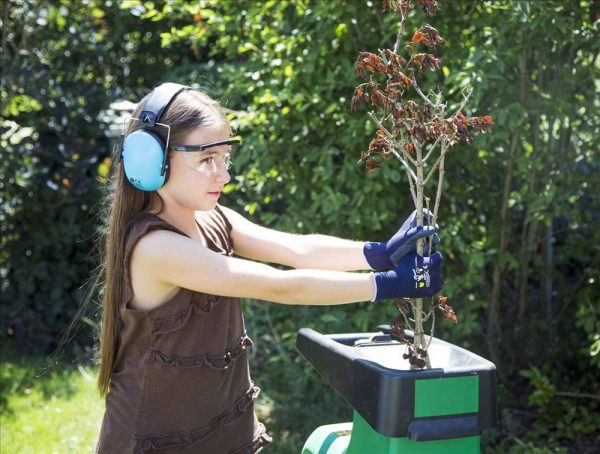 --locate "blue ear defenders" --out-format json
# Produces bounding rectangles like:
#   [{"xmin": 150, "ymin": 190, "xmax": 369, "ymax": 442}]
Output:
[{"xmin": 118, "ymin": 82, "xmax": 189, "ymax": 191}]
